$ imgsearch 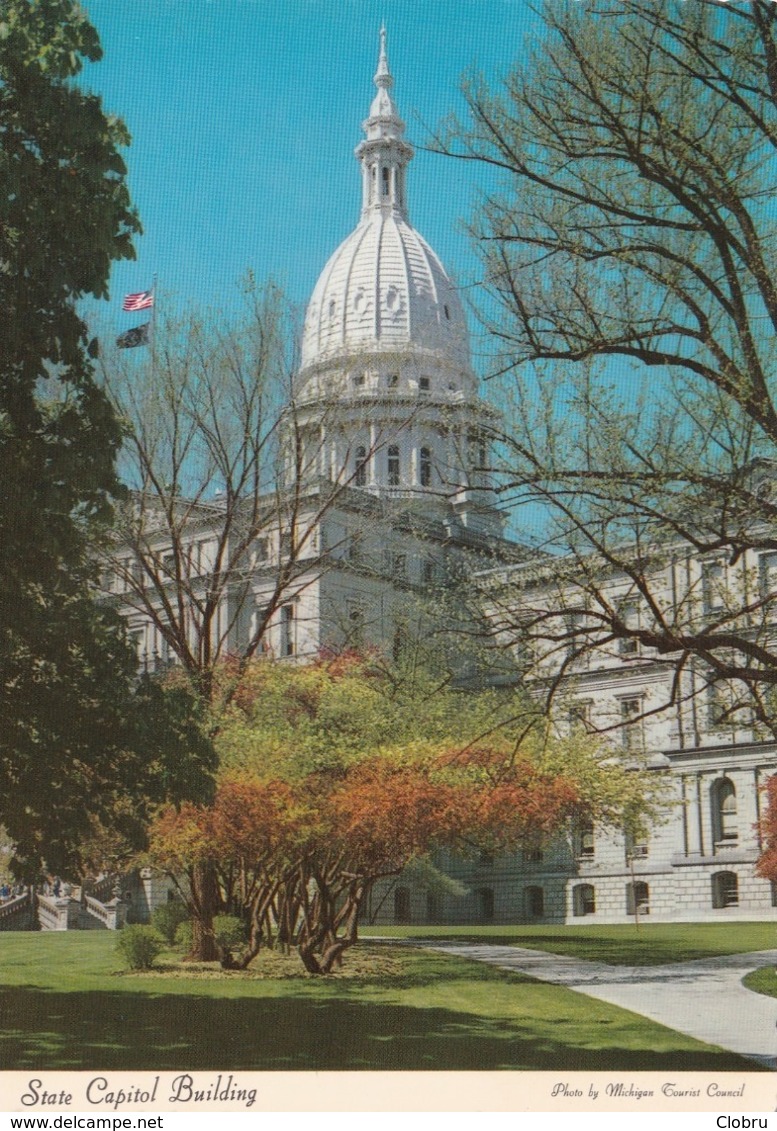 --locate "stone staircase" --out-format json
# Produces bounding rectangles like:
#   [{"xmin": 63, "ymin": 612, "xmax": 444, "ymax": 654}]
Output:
[
  {"xmin": 0, "ymin": 891, "xmax": 35, "ymax": 931},
  {"xmin": 0, "ymin": 878, "xmax": 128, "ymax": 932}
]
